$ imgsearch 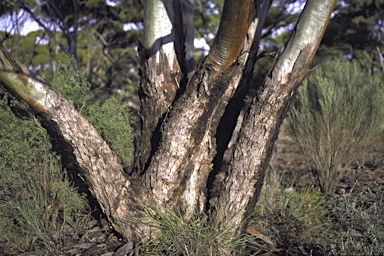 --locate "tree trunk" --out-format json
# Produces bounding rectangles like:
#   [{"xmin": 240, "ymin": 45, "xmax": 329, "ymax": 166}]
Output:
[
  {"xmin": 140, "ymin": 0, "xmax": 263, "ymax": 215},
  {"xmin": 215, "ymin": 0, "xmax": 336, "ymax": 238},
  {"xmin": 135, "ymin": 0, "xmax": 185, "ymax": 174},
  {"xmin": 0, "ymin": 46, "xmax": 151, "ymax": 240},
  {"xmin": 0, "ymin": 0, "xmax": 336, "ymax": 247}
]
